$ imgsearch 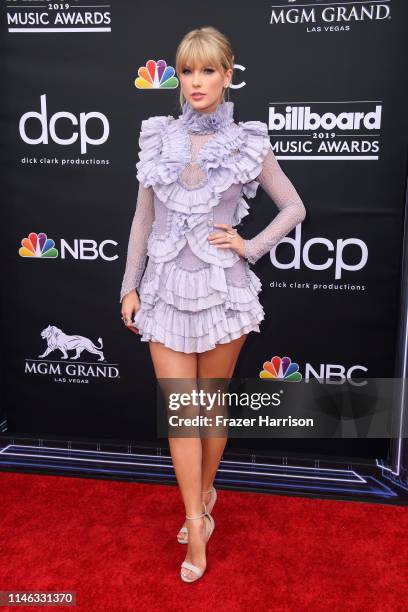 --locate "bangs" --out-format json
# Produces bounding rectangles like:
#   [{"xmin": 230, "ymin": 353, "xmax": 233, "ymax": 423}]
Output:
[{"xmin": 176, "ymin": 38, "xmax": 224, "ymax": 73}]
